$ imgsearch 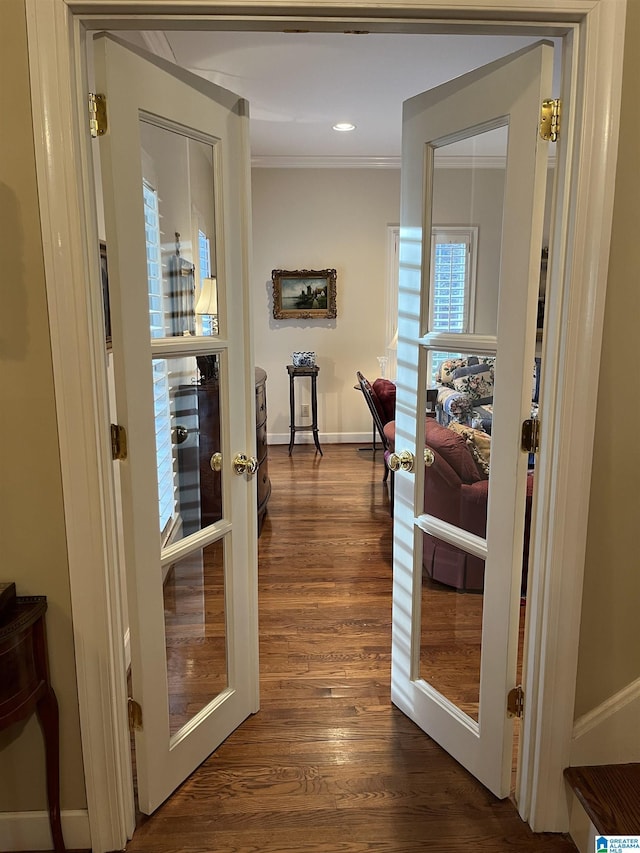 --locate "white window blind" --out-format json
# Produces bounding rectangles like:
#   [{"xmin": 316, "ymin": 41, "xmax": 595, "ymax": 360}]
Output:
[
  {"xmin": 198, "ymin": 229, "xmax": 211, "ymax": 279},
  {"xmin": 432, "ymin": 242, "xmax": 469, "ymax": 333},
  {"xmin": 152, "ymin": 361, "xmax": 174, "ymax": 536},
  {"xmin": 144, "ymin": 182, "xmax": 165, "ymax": 339},
  {"xmin": 143, "ymin": 181, "xmax": 175, "ymax": 536}
]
